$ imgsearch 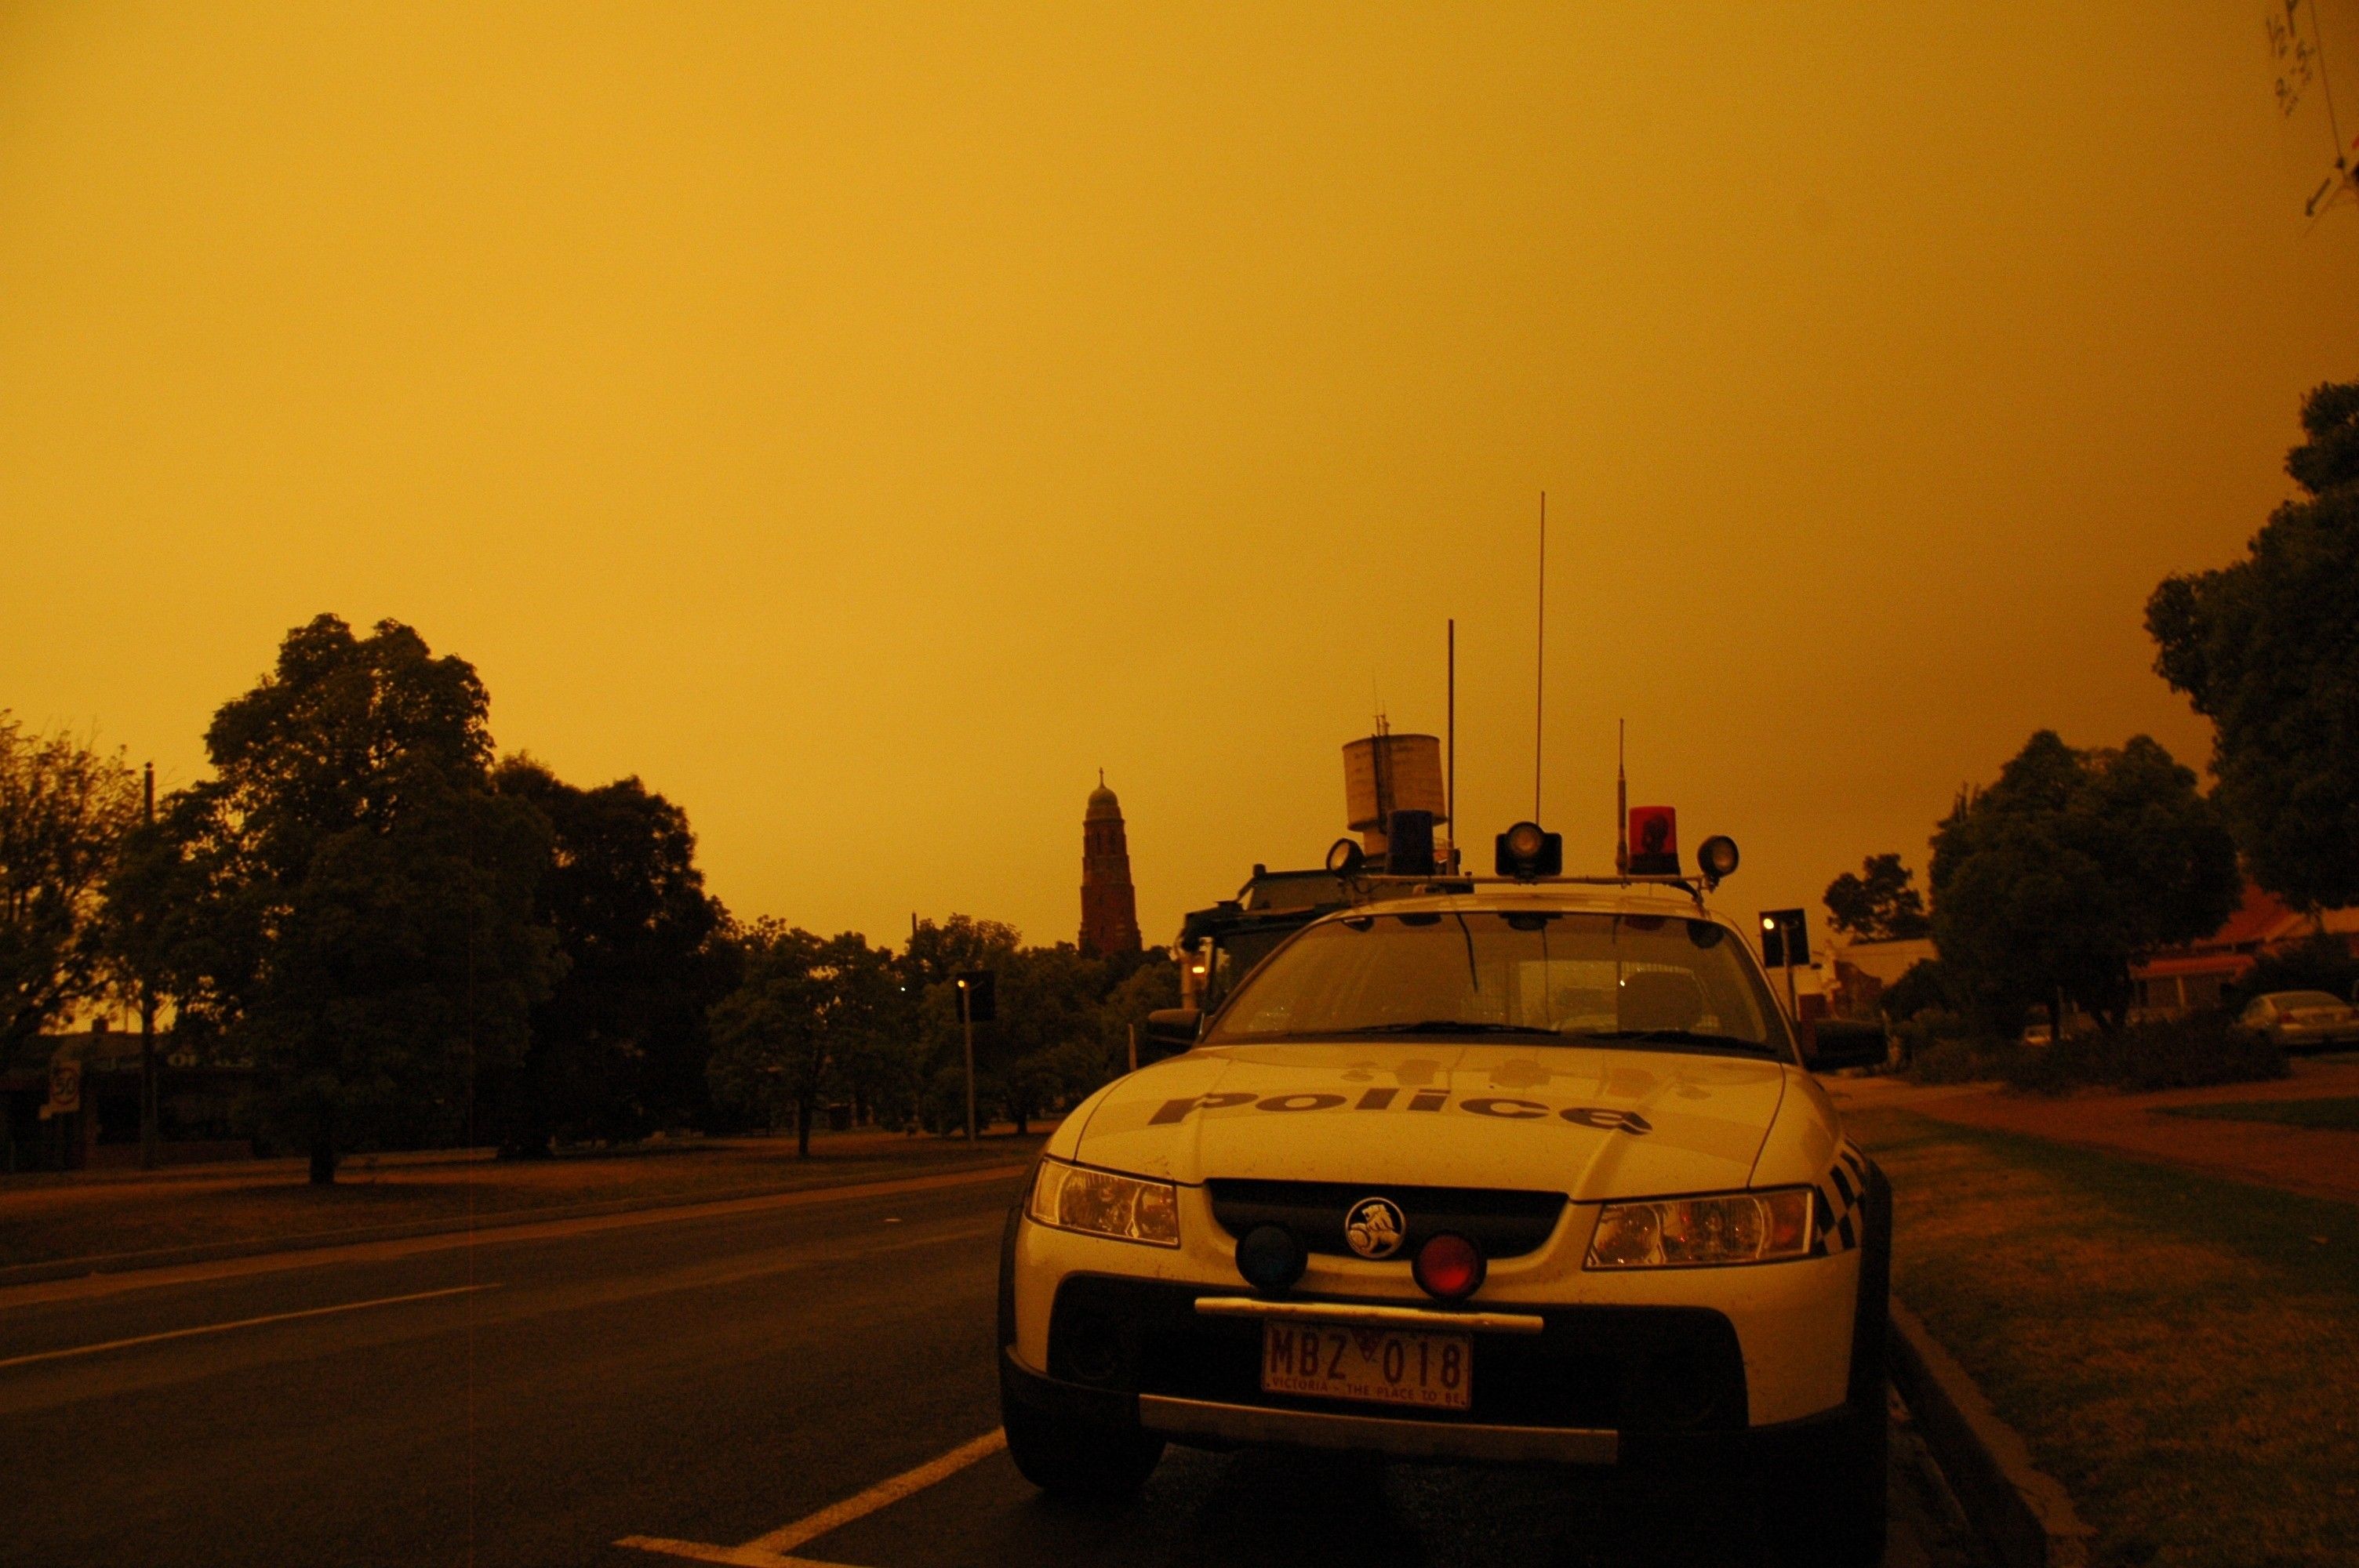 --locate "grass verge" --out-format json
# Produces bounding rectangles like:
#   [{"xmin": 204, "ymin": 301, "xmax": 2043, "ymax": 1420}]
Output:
[
  {"xmin": 0, "ymin": 1131, "xmax": 1041, "ymax": 1271},
  {"xmin": 1848, "ymin": 1105, "xmax": 2359, "ymax": 1567},
  {"xmin": 2154, "ymin": 1095, "xmax": 2359, "ymax": 1132}
]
